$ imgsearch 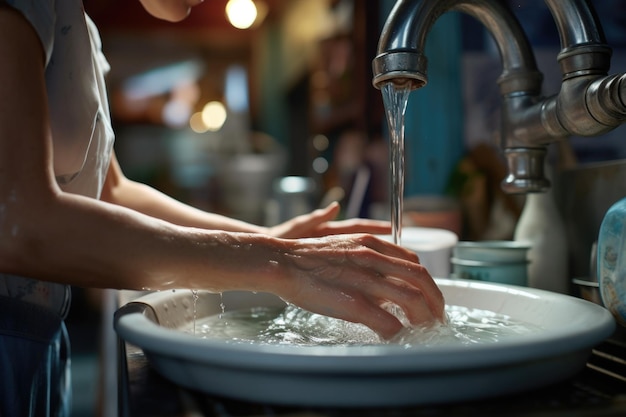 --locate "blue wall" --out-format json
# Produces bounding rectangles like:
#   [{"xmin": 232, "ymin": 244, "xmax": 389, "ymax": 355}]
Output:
[{"xmin": 380, "ymin": 1, "xmax": 465, "ymax": 197}]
